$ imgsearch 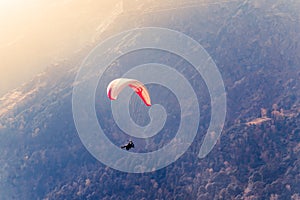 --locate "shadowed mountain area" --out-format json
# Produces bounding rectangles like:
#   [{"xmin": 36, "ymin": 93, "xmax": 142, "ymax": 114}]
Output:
[{"xmin": 0, "ymin": 0, "xmax": 299, "ymax": 199}]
